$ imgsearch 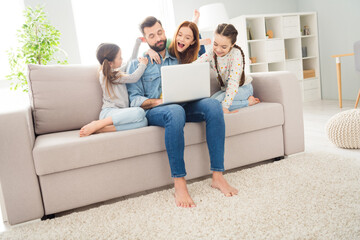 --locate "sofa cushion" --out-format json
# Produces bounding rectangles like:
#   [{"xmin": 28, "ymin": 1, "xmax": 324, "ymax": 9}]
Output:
[
  {"xmin": 33, "ymin": 102, "xmax": 283, "ymax": 176},
  {"xmin": 28, "ymin": 64, "xmax": 102, "ymax": 135}
]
